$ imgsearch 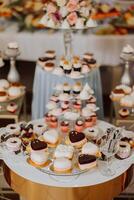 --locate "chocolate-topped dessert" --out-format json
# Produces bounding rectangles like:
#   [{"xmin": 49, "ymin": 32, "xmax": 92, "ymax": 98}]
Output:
[
  {"xmin": 121, "ymin": 137, "xmax": 132, "ymax": 143},
  {"xmin": 88, "ymin": 59, "xmax": 96, "ymax": 65},
  {"xmin": 113, "ymin": 89, "xmax": 124, "ymax": 94},
  {"xmin": 78, "ymin": 154, "xmax": 96, "ymax": 164},
  {"xmin": 38, "ymin": 57, "xmax": 50, "ymax": 62},
  {"xmin": 31, "ymin": 139, "xmax": 47, "ymax": 151},
  {"xmin": 69, "ymin": 131, "xmax": 85, "ymax": 143},
  {"xmin": 0, "ymin": 91, "xmax": 7, "ymax": 96}
]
